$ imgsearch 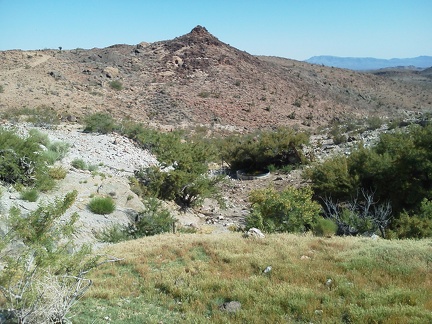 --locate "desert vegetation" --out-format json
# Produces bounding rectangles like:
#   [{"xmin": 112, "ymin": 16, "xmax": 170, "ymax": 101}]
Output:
[
  {"xmin": 71, "ymin": 233, "xmax": 432, "ymax": 323},
  {"xmin": 0, "ymin": 110, "xmax": 432, "ymax": 322}
]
